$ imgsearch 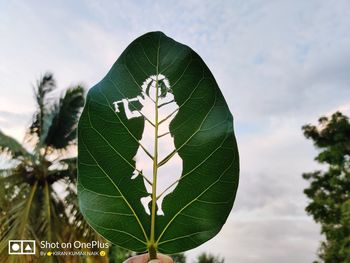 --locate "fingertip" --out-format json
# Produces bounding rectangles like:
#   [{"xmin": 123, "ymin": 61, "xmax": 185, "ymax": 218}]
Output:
[{"xmin": 157, "ymin": 253, "xmax": 174, "ymax": 263}]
